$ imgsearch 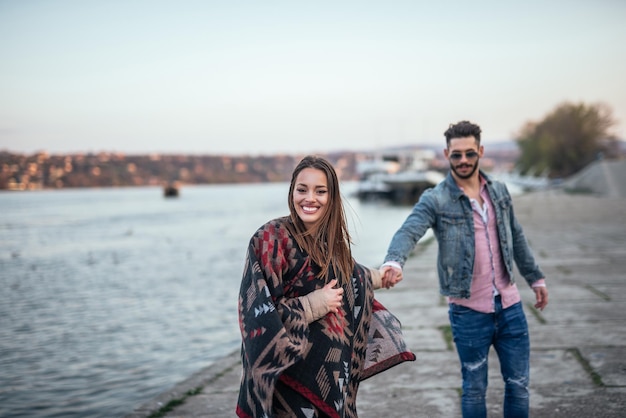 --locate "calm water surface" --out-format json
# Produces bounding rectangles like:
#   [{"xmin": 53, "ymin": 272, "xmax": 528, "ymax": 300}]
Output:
[{"xmin": 0, "ymin": 182, "xmax": 412, "ymax": 418}]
